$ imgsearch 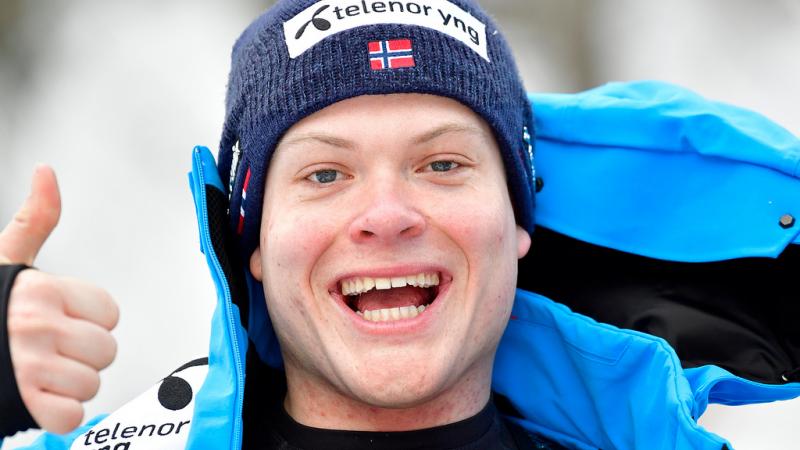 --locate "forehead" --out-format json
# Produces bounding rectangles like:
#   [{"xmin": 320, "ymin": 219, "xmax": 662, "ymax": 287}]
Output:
[{"xmin": 276, "ymin": 93, "xmax": 498, "ymax": 151}]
